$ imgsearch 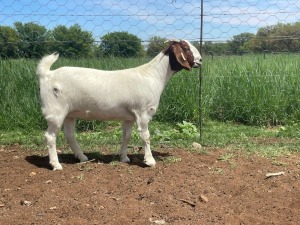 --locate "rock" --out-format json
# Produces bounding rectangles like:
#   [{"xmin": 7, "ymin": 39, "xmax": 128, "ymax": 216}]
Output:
[
  {"xmin": 199, "ymin": 194, "xmax": 208, "ymax": 203},
  {"xmin": 192, "ymin": 142, "xmax": 202, "ymax": 149},
  {"xmin": 149, "ymin": 218, "xmax": 166, "ymax": 224},
  {"xmin": 21, "ymin": 200, "xmax": 32, "ymax": 206},
  {"xmin": 29, "ymin": 172, "xmax": 36, "ymax": 177}
]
